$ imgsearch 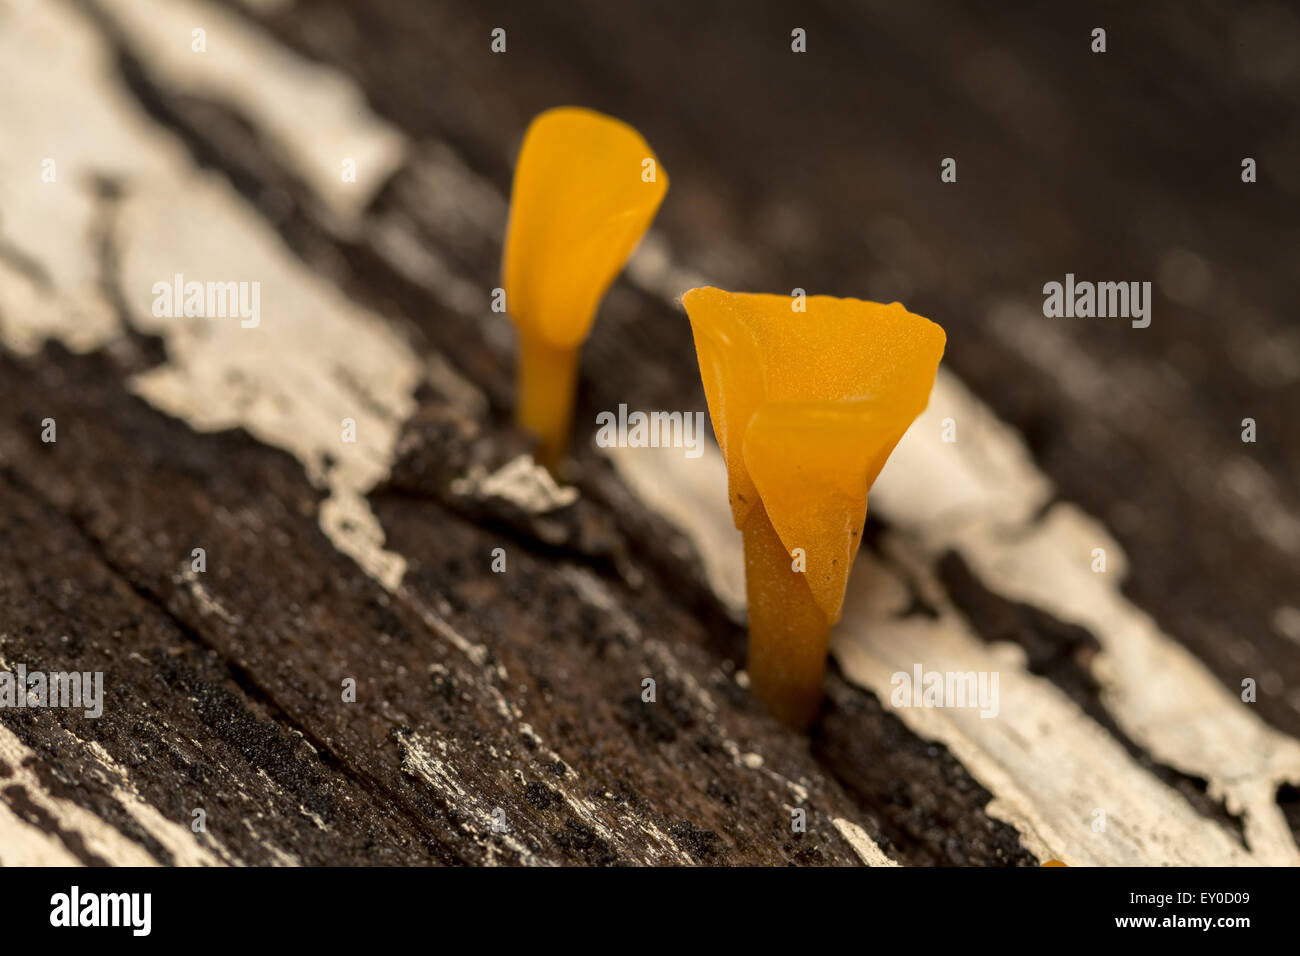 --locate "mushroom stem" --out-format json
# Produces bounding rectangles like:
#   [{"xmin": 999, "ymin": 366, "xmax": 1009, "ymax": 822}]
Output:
[
  {"xmin": 742, "ymin": 500, "xmax": 831, "ymax": 730},
  {"xmin": 515, "ymin": 332, "xmax": 580, "ymax": 472}
]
